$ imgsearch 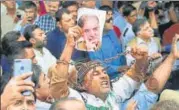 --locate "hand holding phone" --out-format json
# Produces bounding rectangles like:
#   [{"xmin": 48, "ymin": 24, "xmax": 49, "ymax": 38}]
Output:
[{"xmin": 13, "ymin": 59, "xmax": 32, "ymax": 96}]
